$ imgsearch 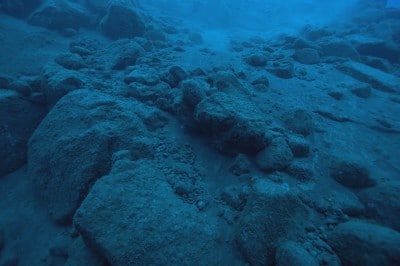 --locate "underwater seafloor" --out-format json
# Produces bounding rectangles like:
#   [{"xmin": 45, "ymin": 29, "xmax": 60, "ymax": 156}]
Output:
[{"xmin": 1, "ymin": 0, "xmax": 400, "ymax": 265}]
